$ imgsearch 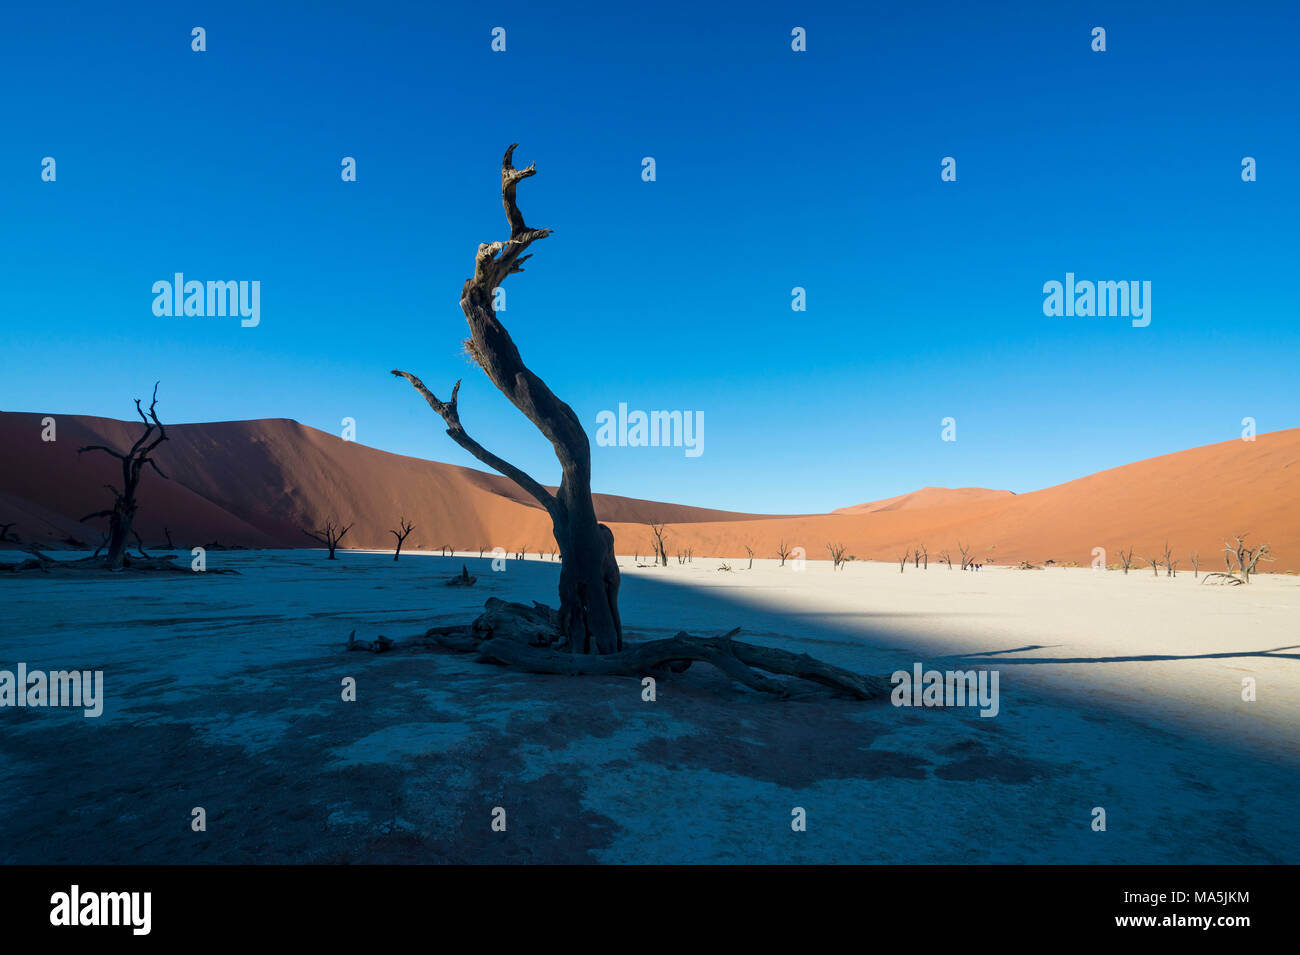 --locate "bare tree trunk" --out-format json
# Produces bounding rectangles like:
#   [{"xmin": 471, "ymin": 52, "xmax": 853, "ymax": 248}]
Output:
[{"xmin": 394, "ymin": 145, "xmax": 622, "ymax": 653}]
